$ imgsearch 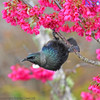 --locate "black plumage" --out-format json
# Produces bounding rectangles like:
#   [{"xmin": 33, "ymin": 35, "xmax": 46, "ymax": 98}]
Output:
[{"xmin": 22, "ymin": 37, "xmax": 80, "ymax": 71}]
